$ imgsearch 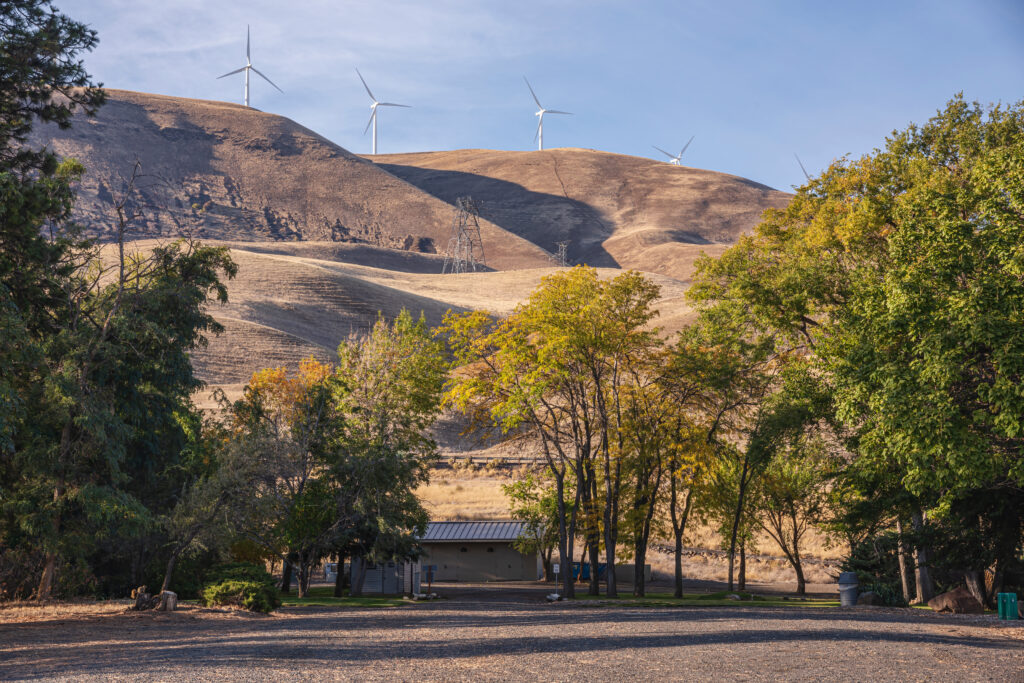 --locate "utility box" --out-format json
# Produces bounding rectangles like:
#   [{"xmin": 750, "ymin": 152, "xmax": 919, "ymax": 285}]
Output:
[{"xmin": 997, "ymin": 592, "xmax": 1018, "ymax": 620}]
